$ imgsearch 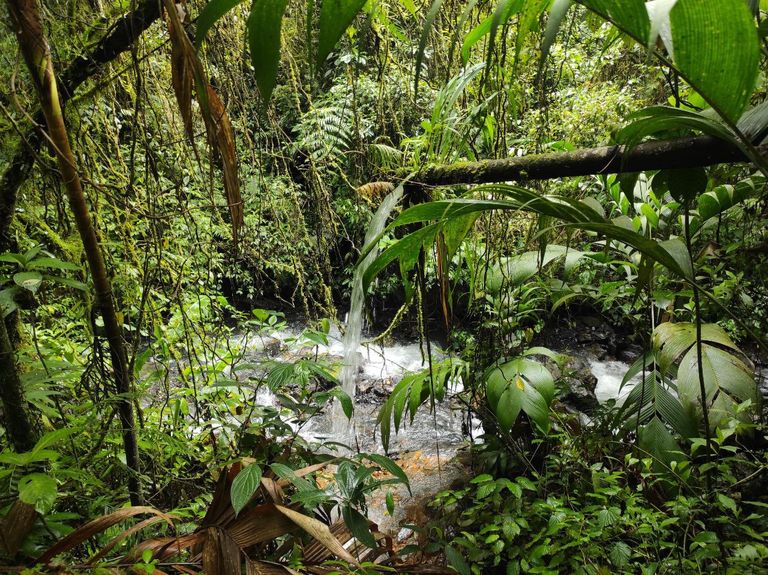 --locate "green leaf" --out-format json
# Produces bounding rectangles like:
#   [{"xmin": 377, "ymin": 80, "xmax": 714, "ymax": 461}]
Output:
[
  {"xmin": 317, "ymin": 0, "xmax": 367, "ymax": 66},
  {"xmin": 717, "ymin": 493, "xmax": 738, "ymax": 515},
  {"xmin": 461, "ymin": 18, "xmax": 492, "ymax": 65},
  {"xmin": 18, "ymin": 473, "xmax": 57, "ymax": 514},
  {"xmin": 668, "ymin": 0, "xmax": 759, "ymax": 122},
  {"xmin": 445, "ymin": 544, "xmax": 471, "ymax": 575},
  {"xmin": 335, "ymin": 388, "xmax": 353, "ymax": 419},
  {"xmin": 695, "ymin": 175, "xmax": 762, "ymax": 225},
  {"xmin": 386, "ymin": 491, "xmax": 395, "ymax": 515},
  {"xmin": 496, "ymin": 386, "xmax": 523, "ymax": 430},
  {"xmin": 610, "ymin": 541, "xmax": 632, "ymax": 567},
  {"xmin": 0, "ymin": 253, "xmax": 27, "ymax": 266},
  {"xmin": 341, "ymin": 505, "xmax": 377, "ymax": 548},
  {"xmin": 541, "ymin": 0, "xmax": 574, "ymax": 65},
  {"xmin": 362, "ymin": 454, "xmax": 411, "ymax": 494},
  {"xmin": 247, "ymin": 0, "xmax": 289, "ymax": 104},
  {"xmin": 14, "ymin": 271, "xmax": 43, "ymax": 294},
  {"xmin": 27, "ymin": 257, "xmax": 79, "ymax": 271},
  {"xmin": 485, "ymin": 358, "xmax": 554, "ymax": 432},
  {"xmin": 195, "ymin": 0, "xmax": 248, "ymax": 48},
  {"xmin": 653, "ymin": 322, "xmax": 740, "ymax": 373},
  {"xmin": 46, "ymin": 276, "xmax": 88, "ymax": 291},
  {"xmin": 0, "ymin": 449, "xmax": 60, "ymax": 466},
  {"xmin": 677, "ymin": 344, "xmax": 756, "ymax": 428},
  {"xmin": 33, "ymin": 428, "xmax": 73, "ymax": 452},
  {"xmin": 577, "ymin": 0, "xmax": 650, "ymax": 41},
  {"xmin": 230, "ymin": 463, "xmax": 263, "ymax": 516},
  {"xmin": 638, "ymin": 416, "xmax": 683, "ymax": 468}
]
